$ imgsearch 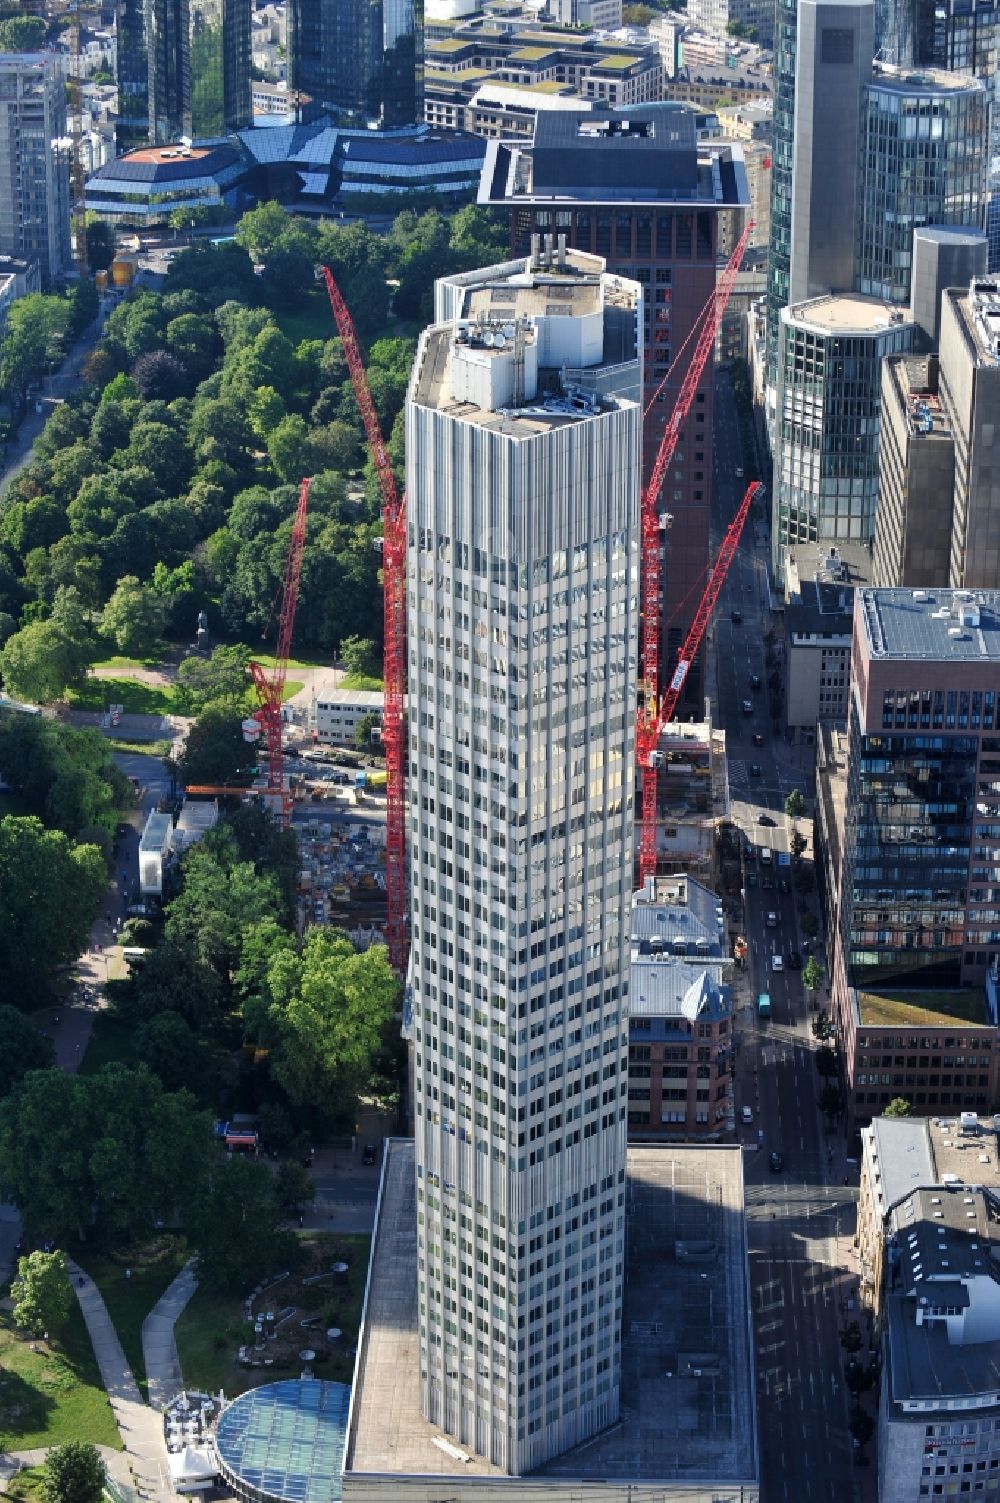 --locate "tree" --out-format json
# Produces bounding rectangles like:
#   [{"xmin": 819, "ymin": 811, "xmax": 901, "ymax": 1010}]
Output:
[
  {"xmin": 0, "ymin": 819, "xmax": 105, "ymax": 1001},
  {"xmin": 815, "ymin": 1047, "xmax": 838, "ymax": 1078},
  {"xmin": 0, "ymin": 17, "xmax": 48, "ymax": 50},
  {"xmin": 189, "ymin": 1154, "xmax": 298, "ymax": 1292},
  {"xmin": 800, "ymin": 910, "xmax": 819, "ymax": 937},
  {"xmin": 11, "ymin": 1248, "xmax": 73, "ymax": 1336},
  {"xmin": 884, "ymin": 1097, "xmax": 912, "ymax": 1118},
  {"xmin": 85, "ymin": 217, "xmax": 115, "ymax": 274},
  {"xmin": 174, "ymin": 644, "xmax": 251, "ymax": 713},
  {"xmin": 840, "ymin": 1321, "xmax": 863, "ymax": 1355},
  {"xmin": 785, "ymin": 789, "xmax": 806, "ymax": 818},
  {"xmin": 267, "ymin": 930, "xmax": 399, "ymax": 1120},
  {"xmin": 0, "ymin": 614, "xmax": 95, "ymax": 703},
  {"xmin": 848, "ymin": 1408, "xmax": 874, "ymax": 1450},
  {"xmin": 790, "ymin": 829, "xmax": 807, "ymax": 859},
  {"xmin": 131, "ymin": 349, "xmax": 189, "ymax": 401},
  {"xmin": 354, "ymin": 711, "xmax": 380, "ymax": 751},
  {"xmin": 0, "ymin": 1004, "xmax": 54, "ymax": 1096},
  {"xmin": 99, "ymin": 574, "xmax": 167, "ymax": 658},
  {"xmin": 179, "ymin": 706, "xmax": 254, "ymax": 786},
  {"xmin": 42, "ymin": 1445, "xmax": 106, "ymax": 1503},
  {"xmin": 340, "ymin": 635, "xmax": 380, "ymax": 679},
  {"xmin": 276, "ymin": 1159, "xmax": 315, "ymax": 1214},
  {"xmin": 234, "ymin": 201, "xmax": 294, "ymax": 261},
  {"xmin": 267, "ymin": 413, "xmax": 310, "ymax": 484},
  {"xmin": 802, "ymin": 955, "xmax": 824, "ymax": 994},
  {"xmin": 818, "ymin": 1084, "xmax": 843, "ymax": 1119}
]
